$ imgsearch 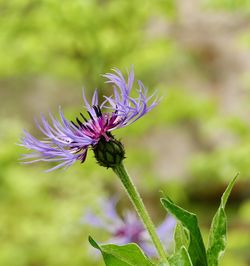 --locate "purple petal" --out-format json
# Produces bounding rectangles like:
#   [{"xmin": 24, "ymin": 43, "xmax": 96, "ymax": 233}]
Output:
[{"xmin": 103, "ymin": 67, "xmax": 159, "ymax": 129}]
